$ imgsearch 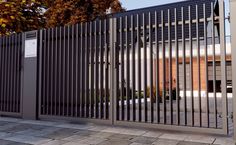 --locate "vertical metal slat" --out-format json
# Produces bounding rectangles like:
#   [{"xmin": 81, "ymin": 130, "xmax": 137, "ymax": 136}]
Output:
[
  {"xmin": 168, "ymin": 9, "xmax": 173, "ymax": 125},
  {"xmin": 175, "ymin": 8, "xmax": 180, "ymax": 125},
  {"xmin": 155, "ymin": 11, "xmax": 160, "ymax": 124},
  {"xmin": 203, "ymin": 4, "xmax": 210, "ymax": 127},
  {"xmin": 181, "ymin": 7, "xmax": 187, "ymax": 125},
  {"xmin": 137, "ymin": 14, "xmax": 142, "ymax": 122},
  {"xmin": 125, "ymin": 16, "xmax": 130, "ymax": 121},
  {"xmin": 120, "ymin": 17, "xmax": 125, "ymax": 121},
  {"xmin": 94, "ymin": 21, "xmax": 99, "ymax": 118},
  {"xmin": 99, "ymin": 20, "xmax": 104, "ymax": 119},
  {"xmin": 131, "ymin": 15, "xmax": 136, "ymax": 121},
  {"xmin": 149, "ymin": 12, "xmax": 154, "ymax": 123},
  {"xmin": 211, "ymin": 2, "xmax": 217, "ymax": 128},
  {"xmin": 196, "ymin": 4, "xmax": 202, "ymax": 127},
  {"xmin": 189, "ymin": 6, "xmax": 194, "ymax": 126},
  {"xmin": 161, "ymin": 10, "xmax": 167, "ymax": 124},
  {"xmin": 143, "ymin": 13, "xmax": 148, "ymax": 122},
  {"xmin": 51, "ymin": 28, "xmax": 54, "ymax": 115}
]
